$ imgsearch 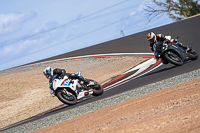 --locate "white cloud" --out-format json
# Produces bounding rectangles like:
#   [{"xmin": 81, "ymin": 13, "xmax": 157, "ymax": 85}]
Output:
[
  {"xmin": 0, "ymin": 38, "xmax": 40, "ymax": 59},
  {"xmin": 0, "ymin": 21, "xmax": 67, "ymax": 61},
  {"xmin": 129, "ymin": 11, "xmax": 136, "ymax": 16},
  {"xmin": 1, "ymin": 45, "xmax": 14, "ymax": 56},
  {"xmin": 17, "ymin": 39, "xmax": 40, "ymax": 53},
  {"xmin": 0, "ymin": 12, "xmax": 37, "ymax": 35}
]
